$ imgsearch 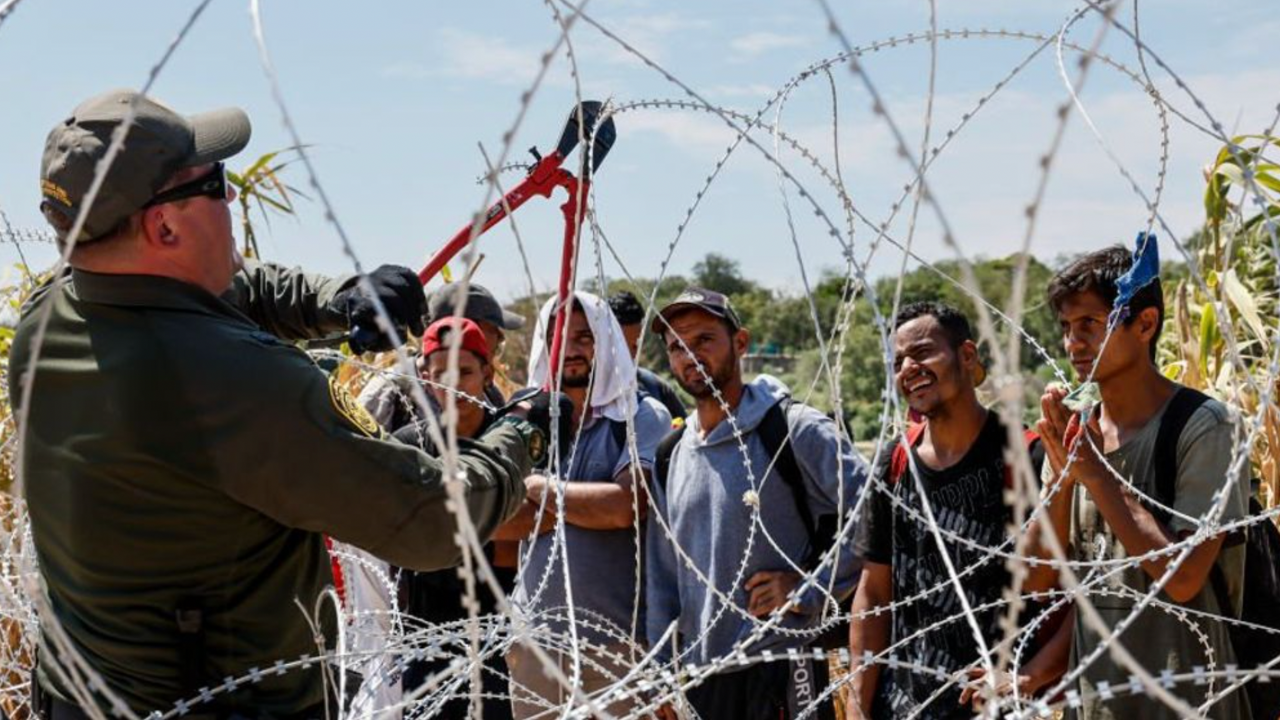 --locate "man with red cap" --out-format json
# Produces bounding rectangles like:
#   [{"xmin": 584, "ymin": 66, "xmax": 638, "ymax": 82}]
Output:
[{"xmin": 339, "ymin": 318, "xmax": 519, "ymax": 719}]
